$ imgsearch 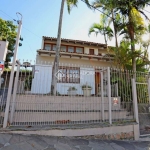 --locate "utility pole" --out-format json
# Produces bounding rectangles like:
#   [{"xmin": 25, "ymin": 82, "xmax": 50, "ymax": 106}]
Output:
[{"xmin": 3, "ymin": 13, "xmax": 22, "ymax": 128}]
